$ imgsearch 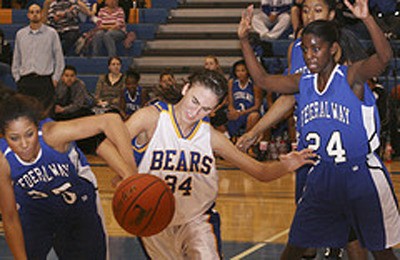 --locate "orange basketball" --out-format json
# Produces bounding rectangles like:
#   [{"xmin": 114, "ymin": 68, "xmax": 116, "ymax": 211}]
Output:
[{"xmin": 112, "ymin": 174, "xmax": 175, "ymax": 237}]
